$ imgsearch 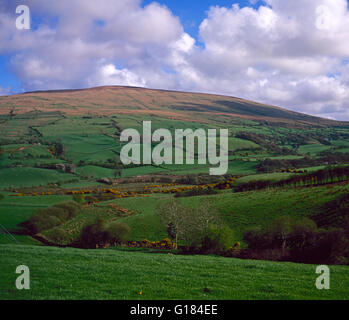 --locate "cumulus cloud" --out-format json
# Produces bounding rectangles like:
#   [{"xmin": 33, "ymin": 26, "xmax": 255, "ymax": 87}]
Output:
[
  {"xmin": 1, "ymin": 0, "xmax": 349, "ymax": 119},
  {"xmin": 88, "ymin": 63, "xmax": 146, "ymax": 87},
  {"xmin": 181, "ymin": 0, "xmax": 349, "ymax": 119},
  {"xmin": 1, "ymin": 0, "xmax": 188, "ymax": 90}
]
